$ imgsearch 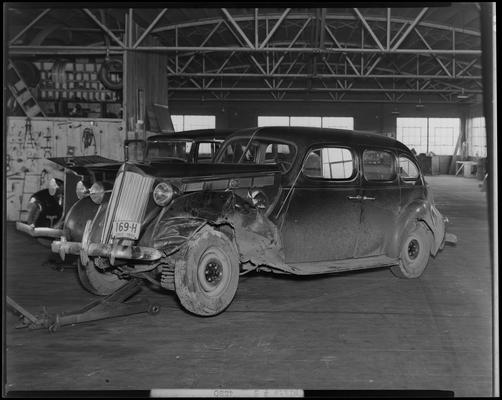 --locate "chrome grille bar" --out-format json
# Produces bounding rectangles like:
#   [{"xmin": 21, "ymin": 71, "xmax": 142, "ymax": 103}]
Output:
[{"xmin": 101, "ymin": 170, "xmax": 155, "ymax": 244}]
